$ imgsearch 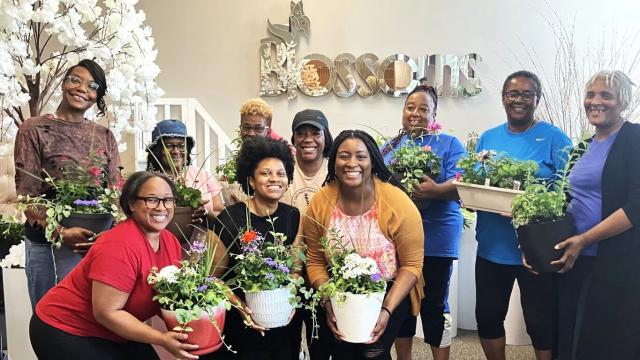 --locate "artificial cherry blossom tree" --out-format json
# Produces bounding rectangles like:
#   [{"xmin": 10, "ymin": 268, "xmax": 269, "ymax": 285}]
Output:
[{"xmin": 0, "ymin": 0, "xmax": 164, "ymax": 151}]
